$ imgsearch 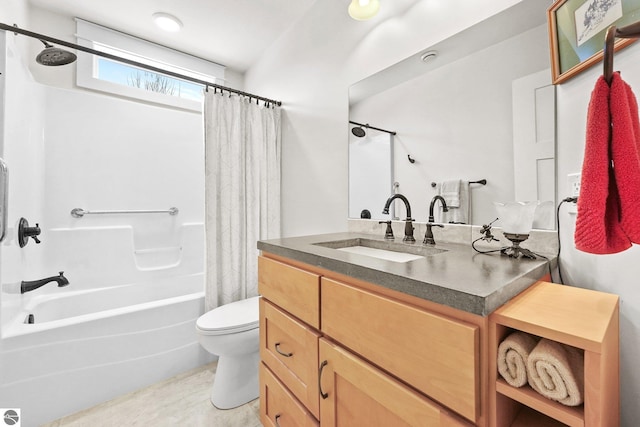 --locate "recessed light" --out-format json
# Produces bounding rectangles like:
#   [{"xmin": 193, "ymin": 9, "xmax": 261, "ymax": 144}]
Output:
[{"xmin": 153, "ymin": 12, "xmax": 183, "ymax": 32}]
